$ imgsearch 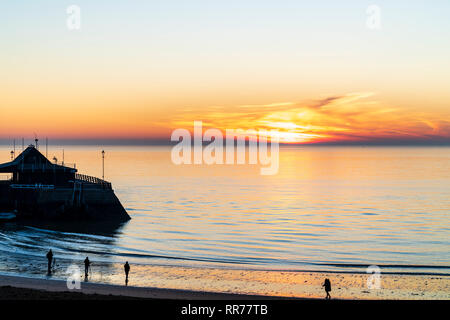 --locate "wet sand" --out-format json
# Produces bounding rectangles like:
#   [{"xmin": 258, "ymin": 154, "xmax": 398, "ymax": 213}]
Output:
[
  {"xmin": 1, "ymin": 268, "xmax": 449, "ymax": 300},
  {"xmin": 113, "ymin": 265, "xmax": 449, "ymax": 300},
  {"xmin": 0, "ymin": 274, "xmax": 283, "ymax": 300}
]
